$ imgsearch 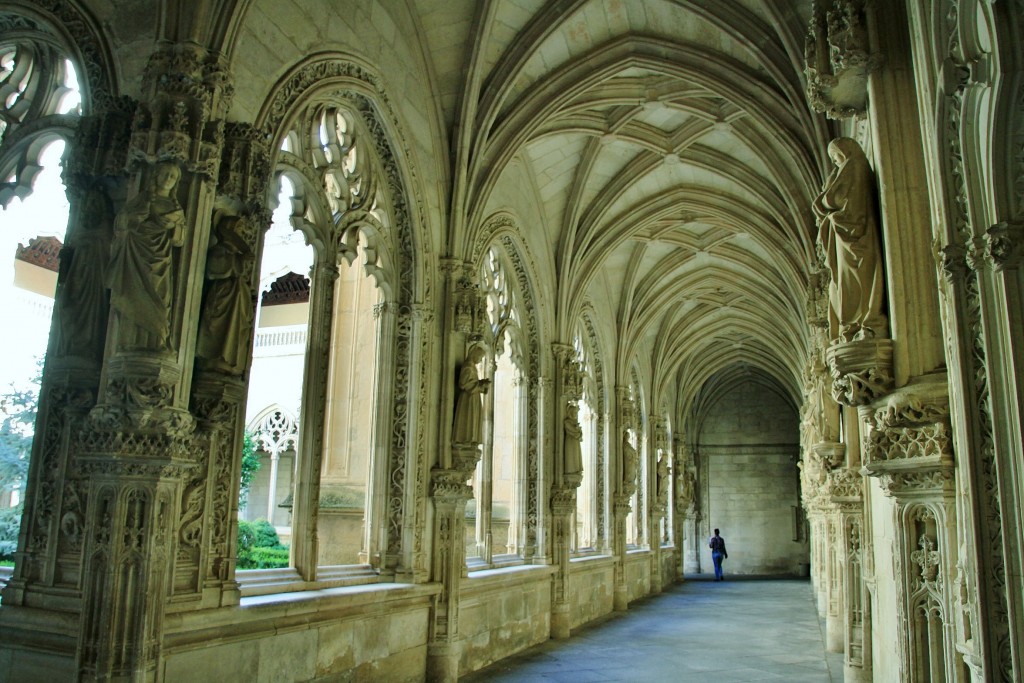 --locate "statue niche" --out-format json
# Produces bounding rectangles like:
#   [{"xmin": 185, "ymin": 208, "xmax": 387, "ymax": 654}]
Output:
[
  {"xmin": 56, "ymin": 187, "xmax": 113, "ymax": 363},
  {"xmin": 107, "ymin": 161, "xmax": 186, "ymax": 351},
  {"xmin": 562, "ymin": 401, "xmax": 583, "ymax": 486},
  {"xmin": 621, "ymin": 432, "xmax": 638, "ymax": 496},
  {"xmin": 196, "ymin": 215, "xmax": 255, "ymax": 375},
  {"xmin": 812, "ymin": 137, "xmax": 887, "ymax": 344},
  {"xmin": 452, "ymin": 344, "xmax": 490, "ymax": 448}
]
